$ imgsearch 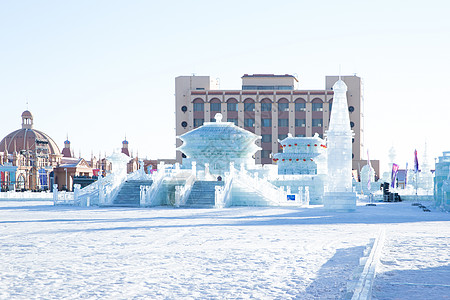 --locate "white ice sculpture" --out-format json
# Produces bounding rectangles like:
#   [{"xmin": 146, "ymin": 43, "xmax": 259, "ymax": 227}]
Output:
[
  {"xmin": 323, "ymin": 79, "xmax": 356, "ymax": 211},
  {"xmin": 107, "ymin": 150, "xmax": 130, "ymax": 181},
  {"xmin": 178, "ymin": 113, "xmax": 261, "ymax": 176}
]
